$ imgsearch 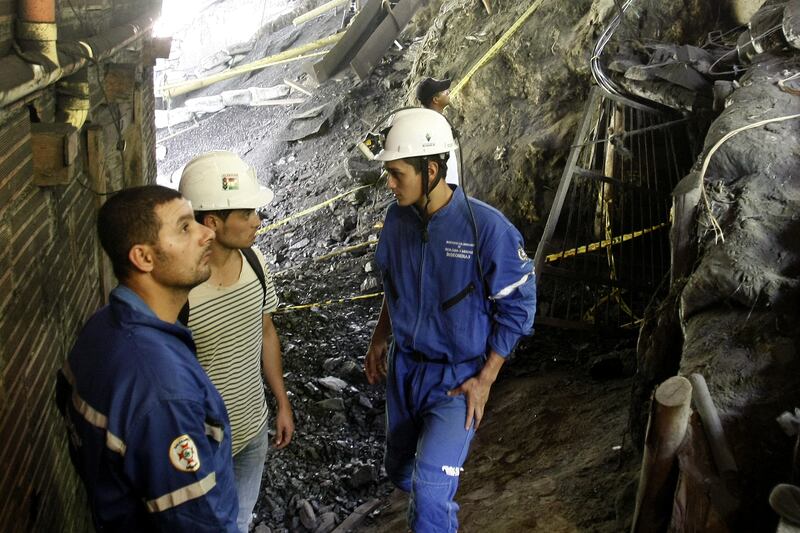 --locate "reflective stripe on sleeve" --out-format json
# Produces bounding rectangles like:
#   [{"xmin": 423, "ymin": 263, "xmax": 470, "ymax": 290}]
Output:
[
  {"xmin": 204, "ymin": 423, "xmax": 224, "ymax": 443},
  {"xmin": 145, "ymin": 472, "xmax": 217, "ymax": 513},
  {"xmin": 491, "ymin": 273, "xmax": 531, "ymax": 300},
  {"xmin": 61, "ymin": 360, "xmax": 127, "ymax": 456}
]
